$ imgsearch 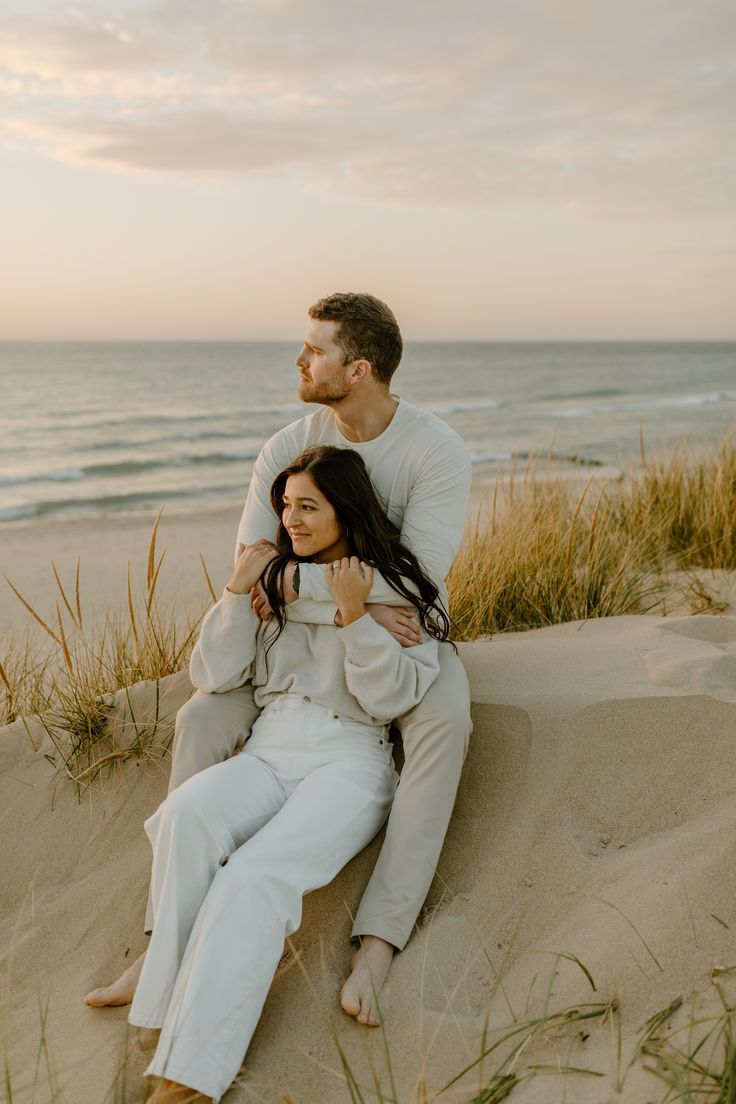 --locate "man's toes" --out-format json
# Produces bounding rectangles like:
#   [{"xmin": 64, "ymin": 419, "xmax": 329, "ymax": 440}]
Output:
[
  {"xmin": 84, "ymin": 984, "xmax": 129, "ymax": 1008},
  {"xmin": 84, "ymin": 987, "xmax": 111, "ymax": 1006},
  {"xmin": 340, "ymin": 987, "xmax": 361, "ymax": 1017},
  {"xmin": 357, "ymin": 999, "xmax": 380, "ymax": 1027}
]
